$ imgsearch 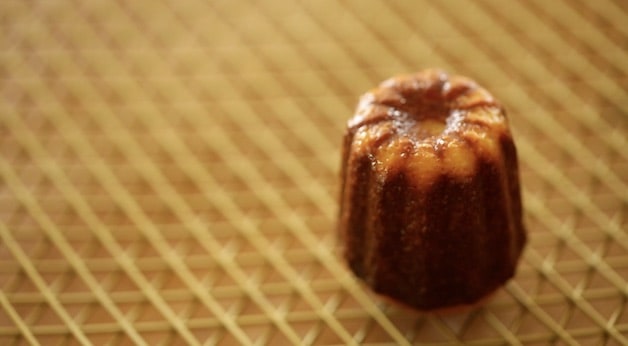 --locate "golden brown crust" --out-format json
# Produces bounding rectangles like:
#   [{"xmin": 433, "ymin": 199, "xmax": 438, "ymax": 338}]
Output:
[
  {"xmin": 349, "ymin": 69, "xmax": 501, "ymax": 131},
  {"xmin": 347, "ymin": 69, "xmax": 511, "ymax": 189}
]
